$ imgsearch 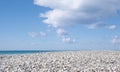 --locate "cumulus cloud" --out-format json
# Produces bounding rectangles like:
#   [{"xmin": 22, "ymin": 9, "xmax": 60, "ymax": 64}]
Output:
[
  {"xmin": 34, "ymin": 0, "xmax": 119, "ymax": 29},
  {"xmin": 112, "ymin": 36, "xmax": 120, "ymax": 44},
  {"xmin": 34, "ymin": 0, "xmax": 119, "ymax": 43}
]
